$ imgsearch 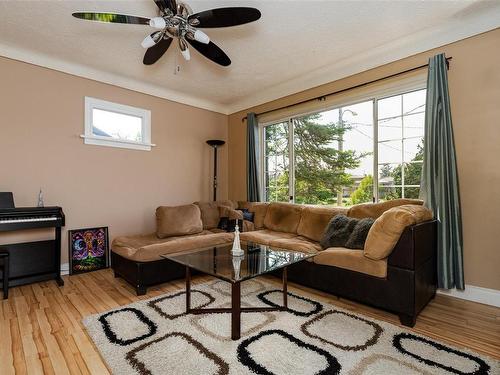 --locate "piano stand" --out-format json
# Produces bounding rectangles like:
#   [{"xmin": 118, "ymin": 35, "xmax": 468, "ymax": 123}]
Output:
[
  {"xmin": 0, "ymin": 250, "xmax": 9, "ymax": 299},
  {"xmin": 2, "ymin": 226, "xmax": 64, "ymax": 288},
  {"xmin": 55, "ymin": 226, "xmax": 64, "ymax": 287},
  {"xmin": 0, "ymin": 205, "xmax": 65, "ymax": 289}
]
